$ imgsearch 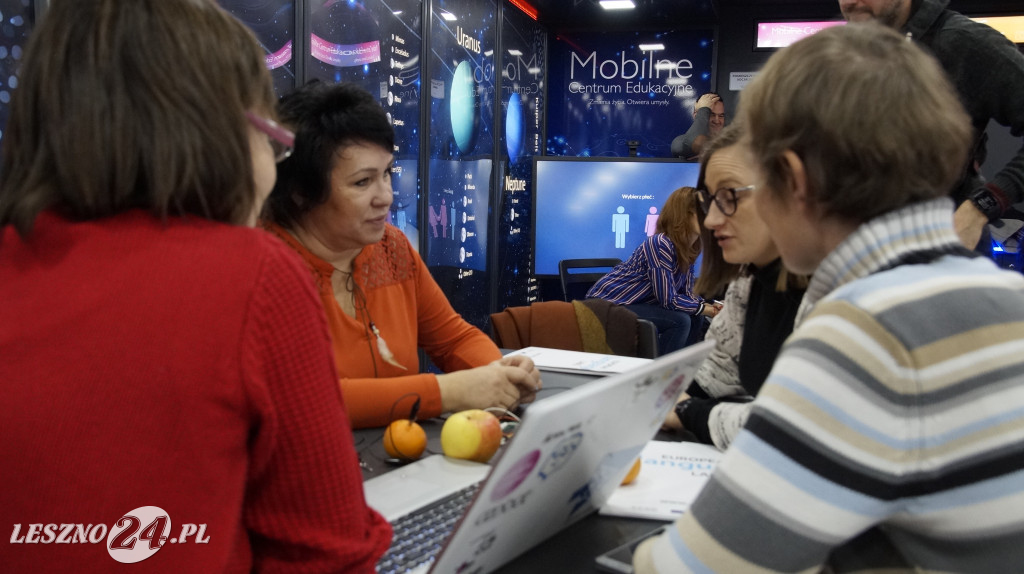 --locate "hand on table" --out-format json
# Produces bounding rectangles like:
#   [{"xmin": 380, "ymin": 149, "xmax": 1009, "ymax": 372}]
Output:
[{"xmin": 437, "ymin": 359, "xmax": 541, "ymax": 414}]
